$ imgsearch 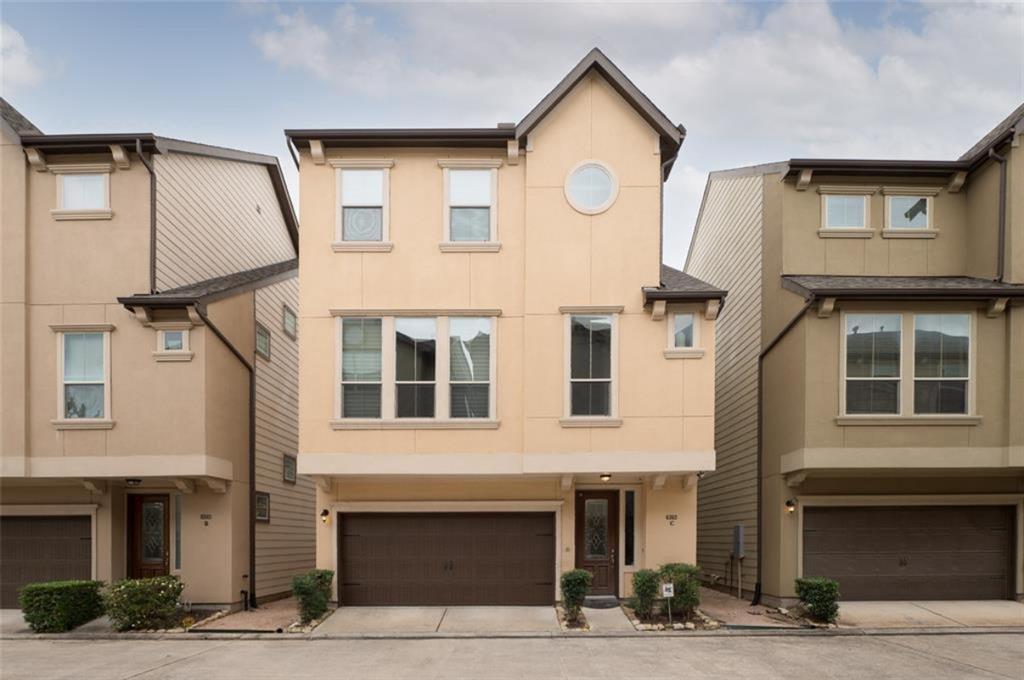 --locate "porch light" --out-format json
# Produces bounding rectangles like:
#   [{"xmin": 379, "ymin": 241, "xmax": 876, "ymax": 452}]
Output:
[
  {"xmin": 785, "ymin": 498, "xmax": 798, "ymax": 514},
  {"xmin": 600, "ymin": 473, "xmax": 612, "ymax": 482},
  {"xmin": 320, "ymin": 509, "xmax": 330, "ymax": 524},
  {"xmin": 125, "ymin": 478, "xmax": 142, "ymax": 487}
]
